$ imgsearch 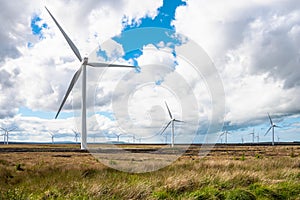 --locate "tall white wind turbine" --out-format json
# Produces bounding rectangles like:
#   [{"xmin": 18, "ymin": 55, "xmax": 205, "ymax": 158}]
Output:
[
  {"xmin": 45, "ymin": 7, "xmax": 135, "ymax": 149},
  {"xmin": 265, "ymin": 113, "xmax": 281, "ymax": 146},
  {"xmin": 160, "ymin": 101, "xmax": 183, "ymax": 147}
]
